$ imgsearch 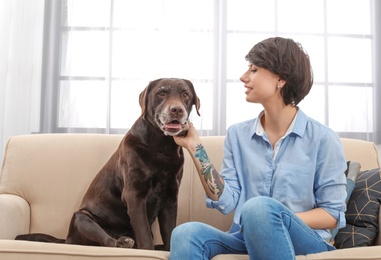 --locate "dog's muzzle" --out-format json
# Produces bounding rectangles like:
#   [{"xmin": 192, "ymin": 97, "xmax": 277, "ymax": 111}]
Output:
[{"xmin": 156, "ymin": 106, "xmax": 189, "ymax": 136}]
